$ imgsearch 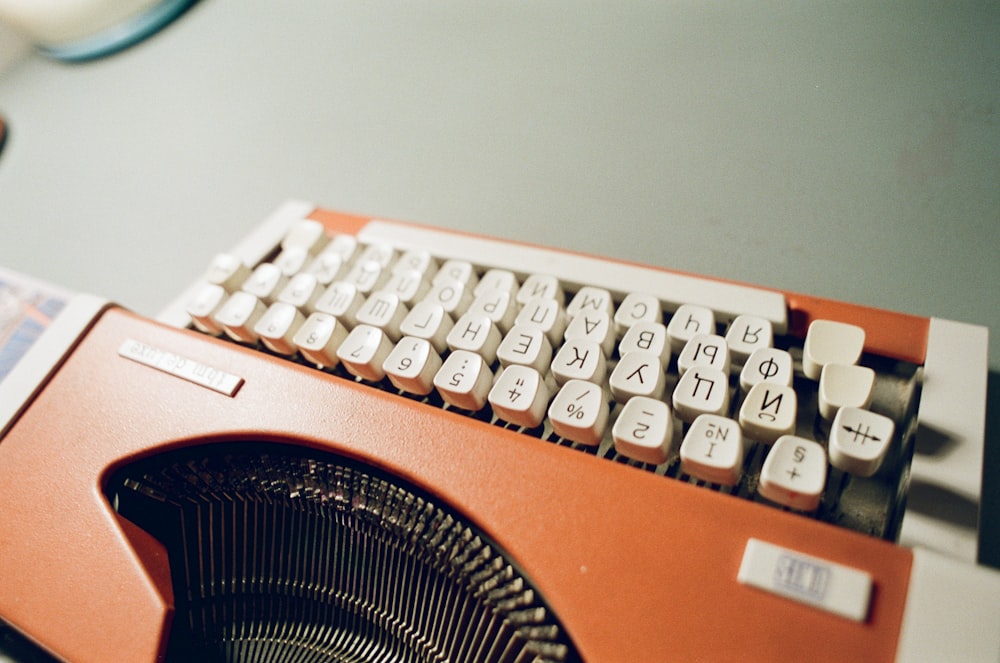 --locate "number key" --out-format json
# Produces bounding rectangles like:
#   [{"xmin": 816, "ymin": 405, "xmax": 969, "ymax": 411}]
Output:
[
  {"xmin": 612, "ymin": 396, "xmax": 673, "ymax": 465},
  {"xmin": 548, "ymin": 380, "xmax": 610, "ymax": 446}
]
